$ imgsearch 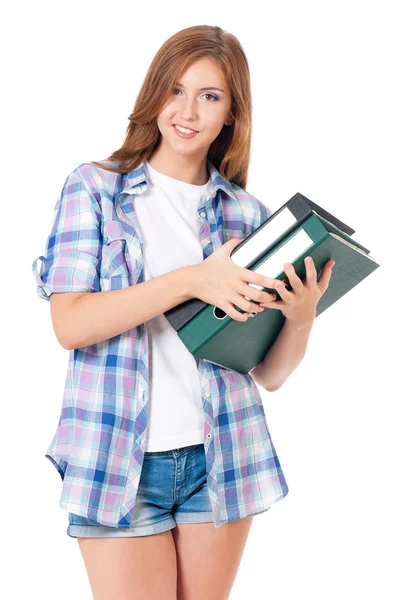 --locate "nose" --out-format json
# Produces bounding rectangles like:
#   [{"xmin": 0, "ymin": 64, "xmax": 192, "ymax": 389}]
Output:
[{"xmin": 179, "ymin": 96, "xmax": 198, "ymax": 121}]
